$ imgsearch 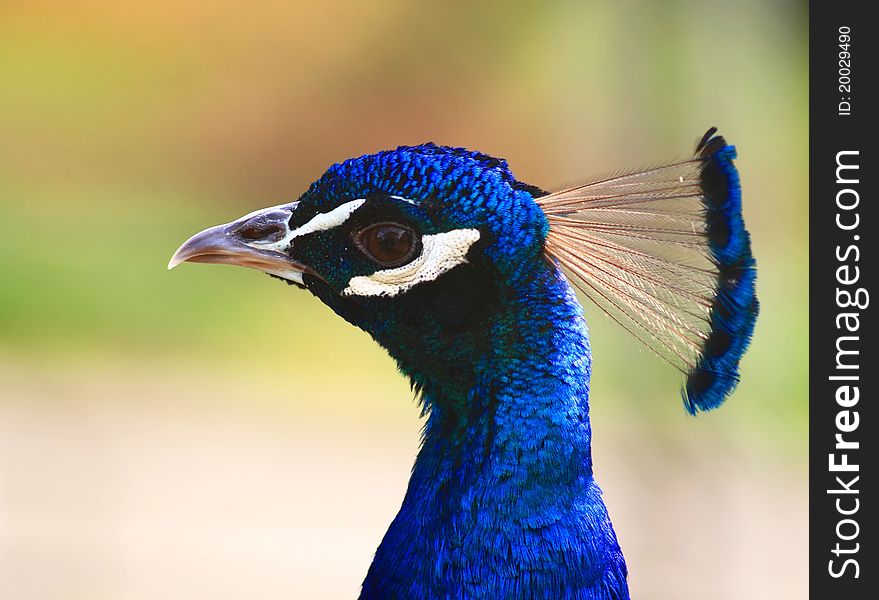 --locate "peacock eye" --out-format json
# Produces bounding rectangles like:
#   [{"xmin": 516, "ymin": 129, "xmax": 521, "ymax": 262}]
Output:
[{"xmin": 357, "ymin": 223, "xmax": 418, "ymax": 267}]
